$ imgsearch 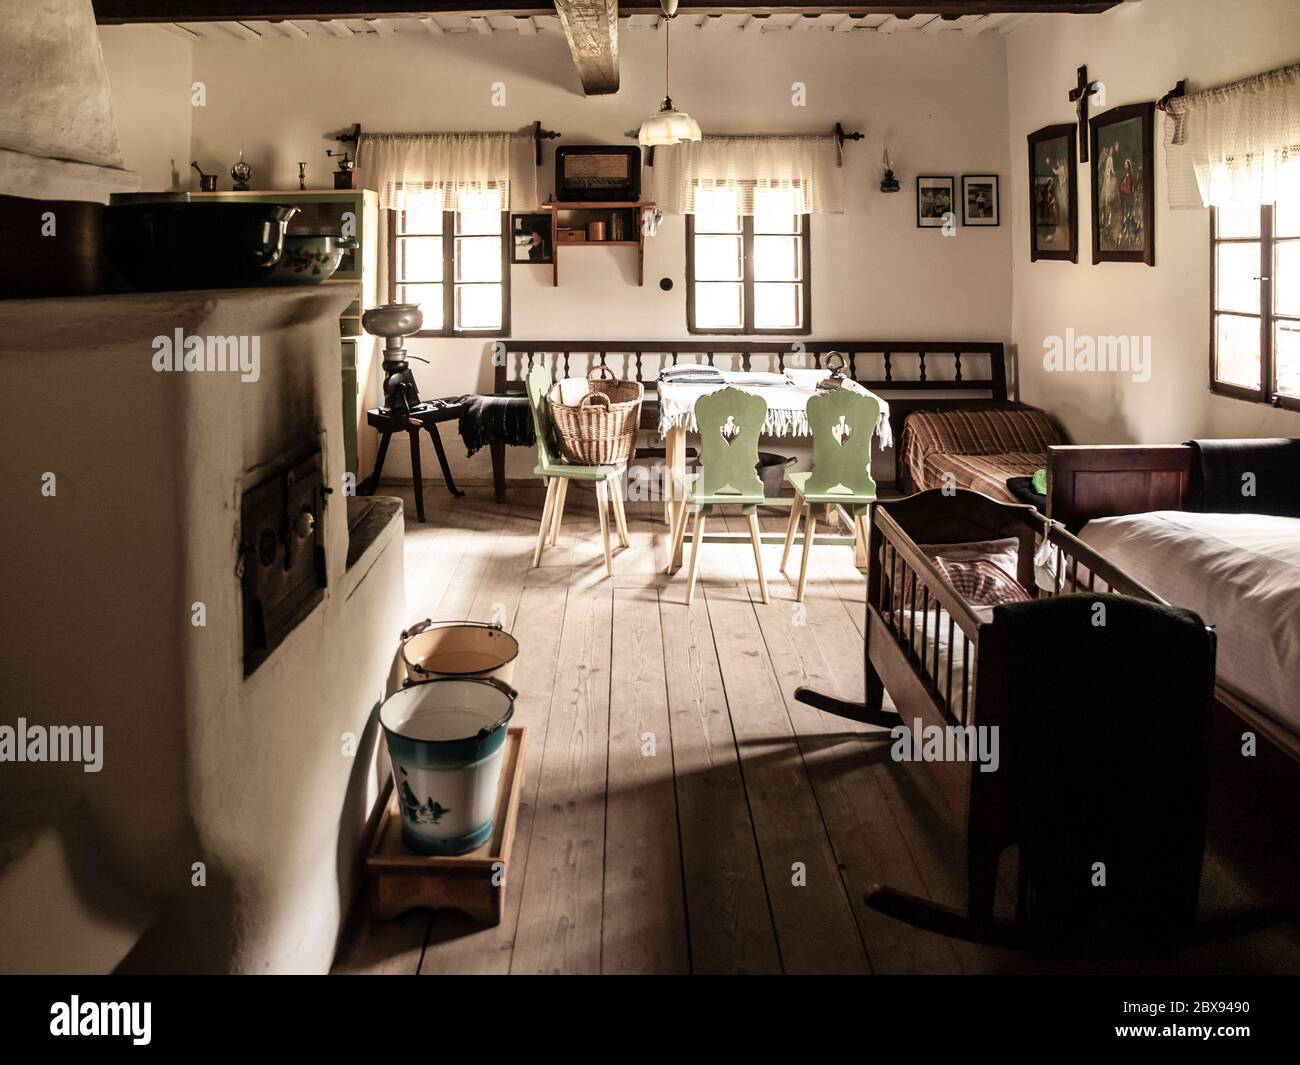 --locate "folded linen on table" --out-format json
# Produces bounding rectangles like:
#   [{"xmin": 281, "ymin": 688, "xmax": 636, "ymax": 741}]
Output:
[
  {"xmin": 658, "ymin": 372, "xmax": 892, "ymax": 449},
  {"xmin": 659, "ymin": 362, "xmax": 724, "ymax": 384}
]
